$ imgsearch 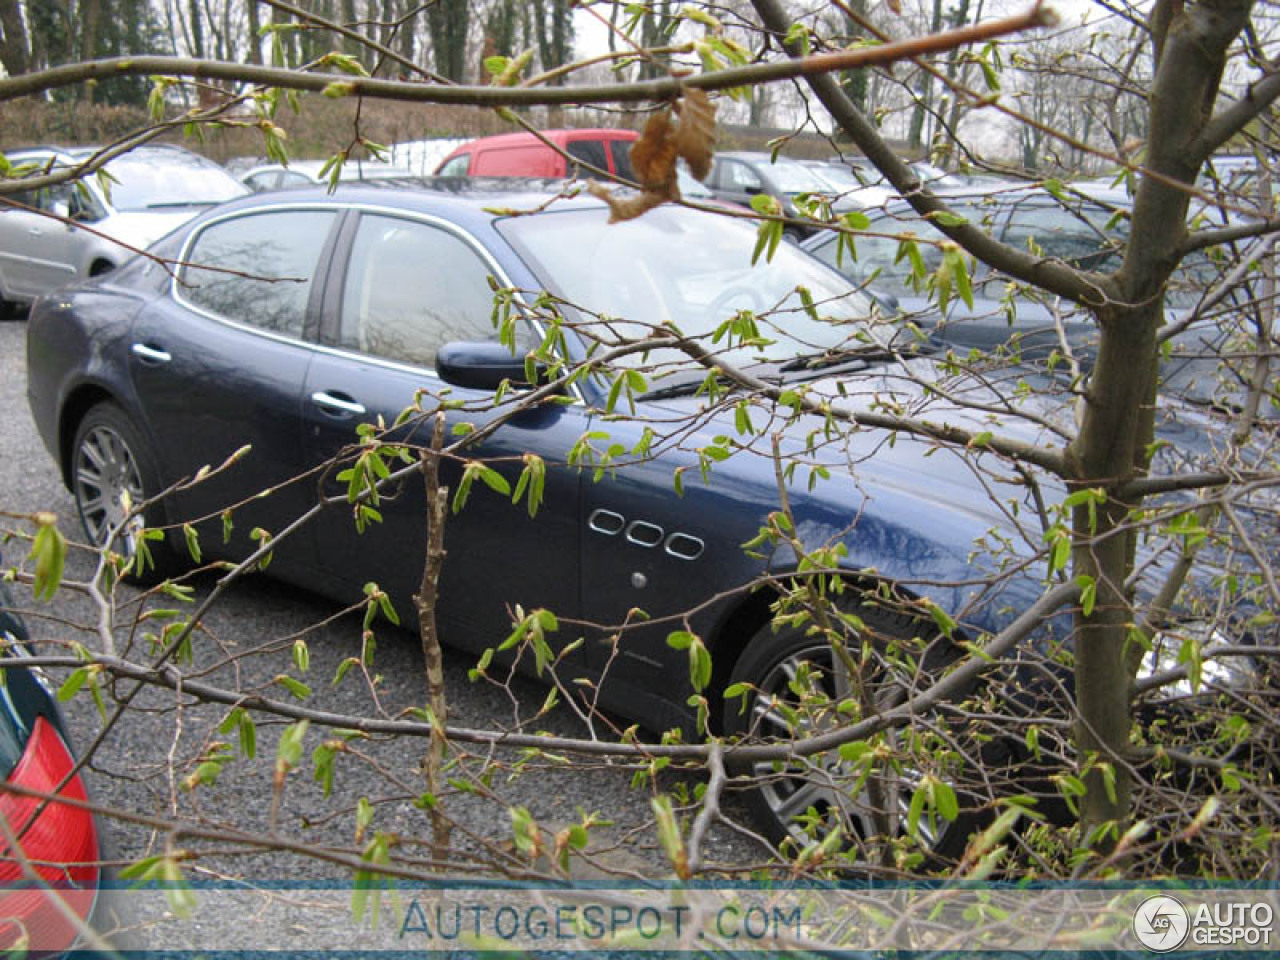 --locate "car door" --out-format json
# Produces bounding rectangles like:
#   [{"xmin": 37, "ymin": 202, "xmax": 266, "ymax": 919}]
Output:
[
  {"xmin": 302, "ymin": 210, "xmax": 586, "ymax": 654},
  {"xmin": 128, "ymin": 206, "xmax": 340, "ymax": 574},
  {"xmin": 710, "ymin": 158, "xmax": 764, "ymax": 207},
  {"xmin": 0, "ymin": 181, "xmax": 82, "ymax": 299}
]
